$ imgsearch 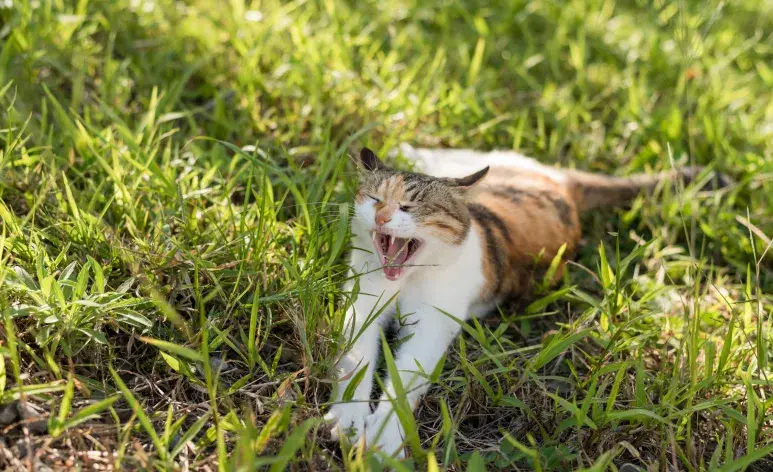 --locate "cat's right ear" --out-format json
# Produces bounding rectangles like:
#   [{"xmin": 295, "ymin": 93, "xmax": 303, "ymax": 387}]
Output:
[{"xmin": 359, "ymin": 147, "xmax": 385, "ymax": 171}]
